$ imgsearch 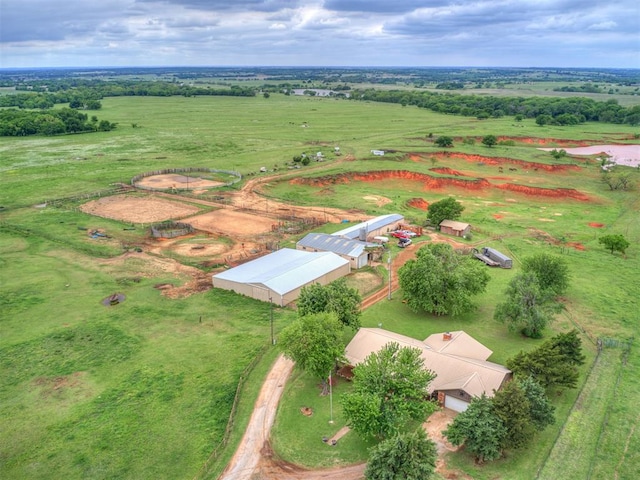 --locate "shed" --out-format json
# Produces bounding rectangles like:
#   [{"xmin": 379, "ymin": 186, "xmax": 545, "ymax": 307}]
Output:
[
  {"xmin": 371, "ymin": 150, "xmax": 385, "ymax": 156},
  {"xmin": 332, "ymin": 214, "xmax": 404, "ymax": 241},
  {"xmin": 297, "ymin": 233, "xmax": 370, "ymax": 269},
  {"xmin": 439, "ymin": 219, "xmax": 471, "ymax": 237},
  {"xmin": 212, "ymin": 248, "xmax": 350, "ymax": 306},
  {"xmin": 344, "ymin": 328, "xmax": 511, "ymax": 412}
]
